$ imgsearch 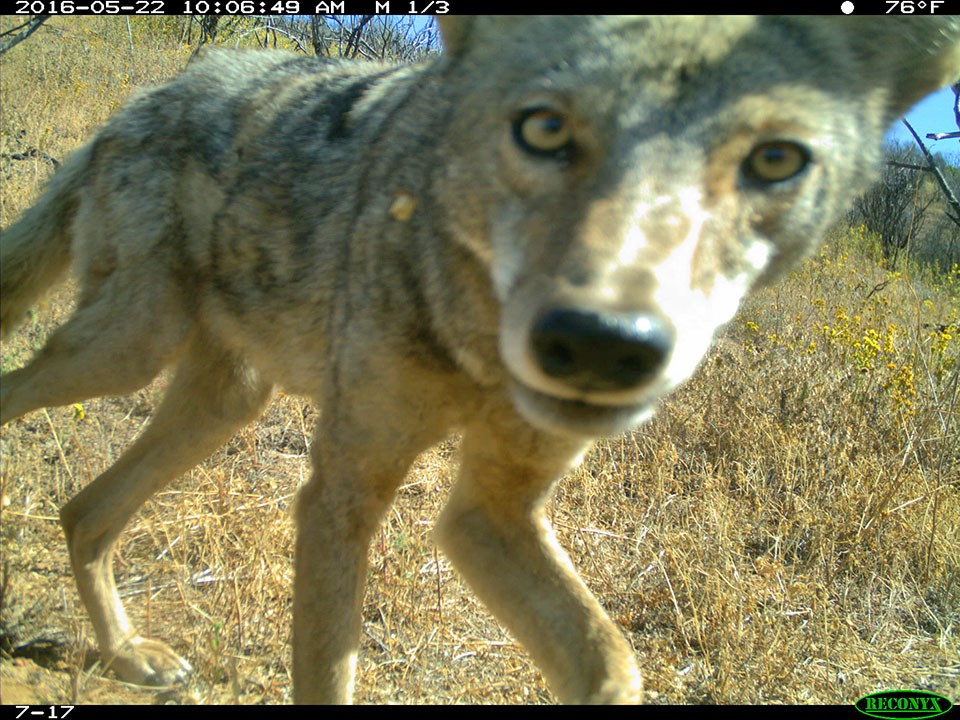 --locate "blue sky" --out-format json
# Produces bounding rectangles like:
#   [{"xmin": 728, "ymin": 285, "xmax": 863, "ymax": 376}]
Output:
[{"xmin": 885, "ymin": 86, "xmax": 958, "ymax": 164}]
